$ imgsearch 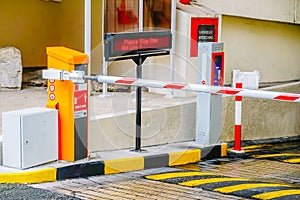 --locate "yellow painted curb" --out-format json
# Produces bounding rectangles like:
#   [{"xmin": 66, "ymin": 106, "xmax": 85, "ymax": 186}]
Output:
[
  {"xmin": 169, "ymin": 149, "xmax": 201, "ymax": 166},
  {"xmin": 146, "ymin": 171, "xmax": 216, "ymax": 181},
  {"xmin": 252, "ymin": 189, "xmax": 300, "ymax": 199},
  {"xmin": 0, "ymin": 168, "xmax": 57, "ymax": 184},
  {"xmin": 214, "ymin": 183, "xmax": 292, "ymax": 194},
  {"xmin": 283, "ymin": 158, "xmax": 300, "ymax": 164},
  {"xmin": 221, "ymin": 143, "xmax": 228, "ymax": 157},
  {"xmin": 104, "ymin": 157, "xmax": 144, "ymax": 175},
  {"xmin": 253, "ymin": 153, "xmax": 300, "ymax": 159},
  {"xmin": 179, "ymin": 177, "xmax": 250, "ymax": 187}
]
